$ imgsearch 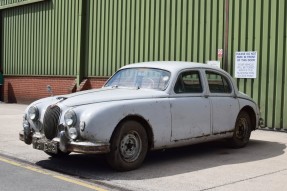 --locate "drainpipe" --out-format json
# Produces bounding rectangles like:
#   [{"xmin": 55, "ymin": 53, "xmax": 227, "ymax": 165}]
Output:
[
  {"xmin": 0, "ymin": 10, "xmax": 2, "ymax": 70},
  {"xmin": 223, "ymin": 0, "xmax": 229, "ymax": 72},
  {"xmin": 76, "ymin": 0, "xmax": 87, "ymax": 86}
]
